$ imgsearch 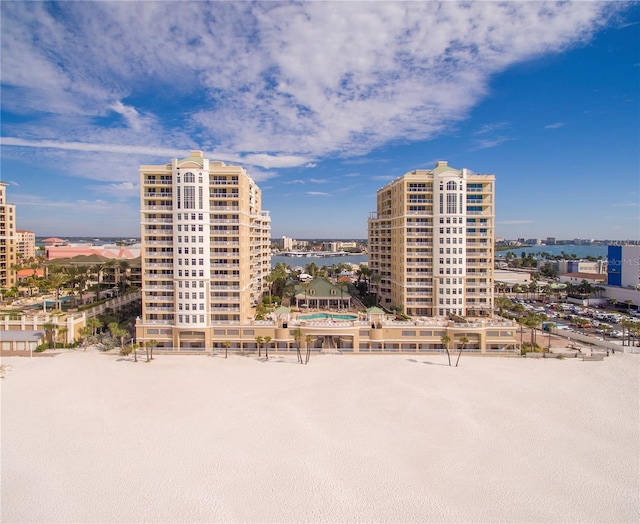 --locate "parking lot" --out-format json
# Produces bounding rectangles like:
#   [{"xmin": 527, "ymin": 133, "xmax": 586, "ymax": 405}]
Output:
[{"xmin": 503, "ymin": 297, "xmax": 640, "ymax": 348}]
